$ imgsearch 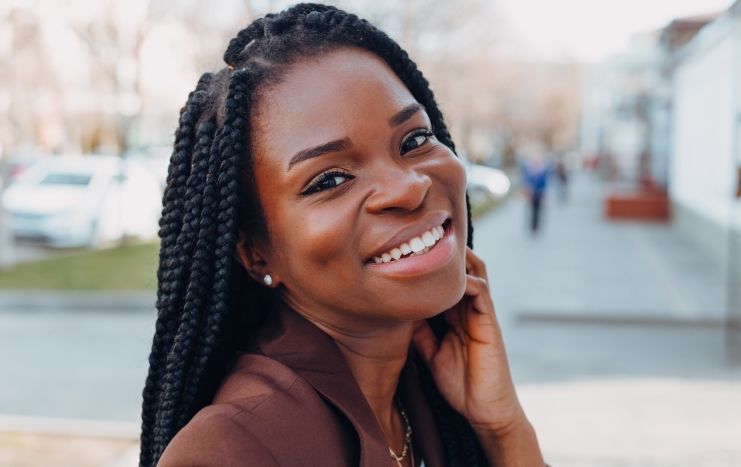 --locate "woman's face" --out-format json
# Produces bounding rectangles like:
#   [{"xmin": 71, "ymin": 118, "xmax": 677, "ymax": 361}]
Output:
[{"xmin": 246, "ymin": 48, "xmax": 468, "ymax": 330}]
